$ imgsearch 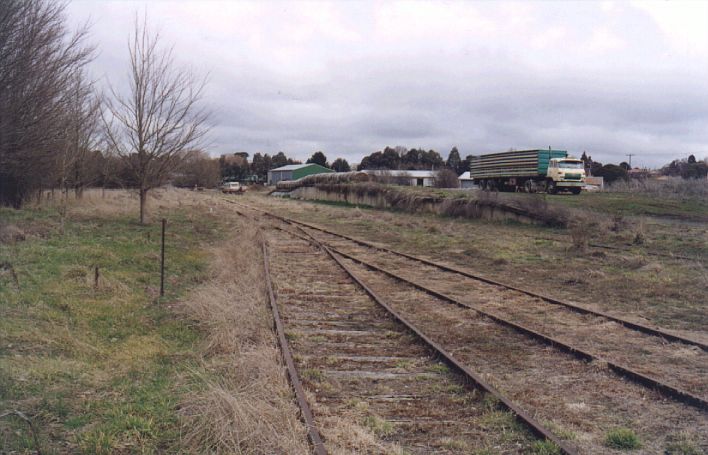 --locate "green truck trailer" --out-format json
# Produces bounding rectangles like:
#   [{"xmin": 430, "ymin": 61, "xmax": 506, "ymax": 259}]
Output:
[{"xmin": 469, "ymin": 149, "xmax": 585, "ymax": 194}]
